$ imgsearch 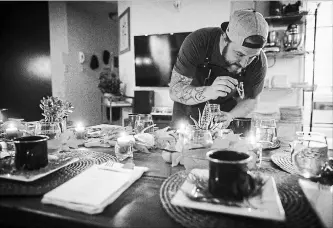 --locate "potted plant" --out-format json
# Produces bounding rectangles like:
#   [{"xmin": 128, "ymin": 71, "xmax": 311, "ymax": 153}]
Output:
[
  {"xmin": 98, "ymin": 68, "xmax": 122, "ymax": 103},
  {"xmin": 38, "ymin": 96, "xmax": 74, "ymax": 137}
]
